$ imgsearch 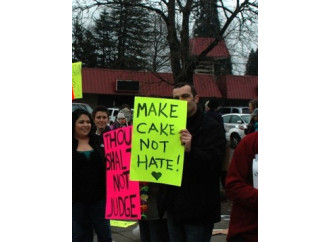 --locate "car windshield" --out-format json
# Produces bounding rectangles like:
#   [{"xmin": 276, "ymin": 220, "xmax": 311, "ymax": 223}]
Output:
[
  {"xmin": 86, "ymin": 106, "xmax": 93, "ymax": 114},
  {"xmin": 241, "ymin": 114, "xmax": 251, "ymax": 123},
  {"xmin": 72, "ymin": 103, "xmax": 93, "ymax": 114}
]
